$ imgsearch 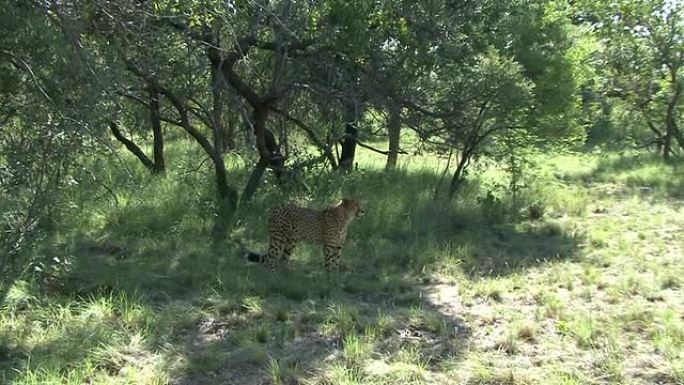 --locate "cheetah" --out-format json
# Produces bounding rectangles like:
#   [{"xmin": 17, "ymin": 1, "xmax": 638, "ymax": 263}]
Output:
[{"xmin": 246, "ymin": 198, "xmax": 365, "ymax": 272}]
